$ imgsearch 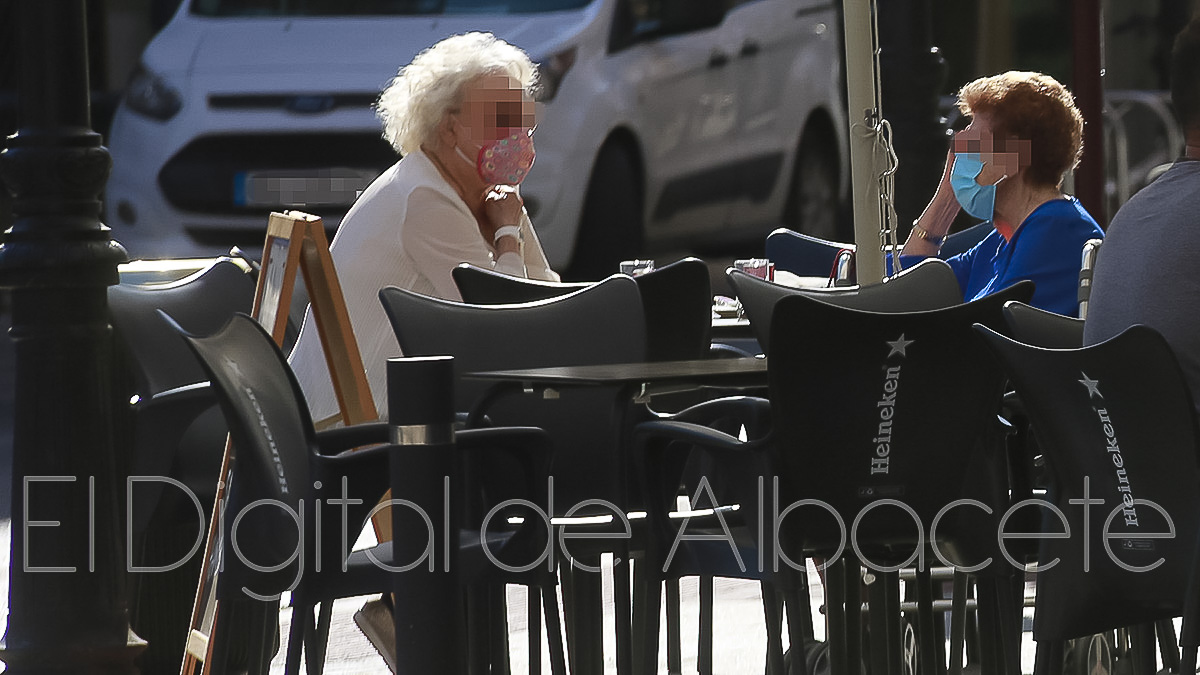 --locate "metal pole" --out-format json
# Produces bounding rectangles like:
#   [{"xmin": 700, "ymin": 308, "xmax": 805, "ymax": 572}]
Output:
[
  {"xmin": 1072, "ymin": 0, "xmax": 1107, "ymax": 226},
  {"xmin": 843, "ymin": 0, "xmax": 885, "ymax": 283},
  {"xmin": 0, "ymin": 1, "xmax": 139, "ymax": 673},
  {"xmin": 387, "ymin": 355, "xmax": 463, "ymax": 674}
]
